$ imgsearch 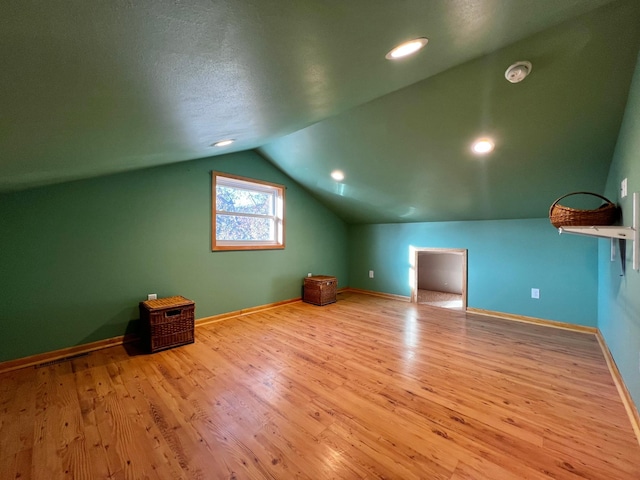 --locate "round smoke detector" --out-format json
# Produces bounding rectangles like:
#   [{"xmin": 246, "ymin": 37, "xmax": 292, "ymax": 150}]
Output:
[{"xmin": 505, "ymin": 61, "xmax": 532, "ymax": 83}]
